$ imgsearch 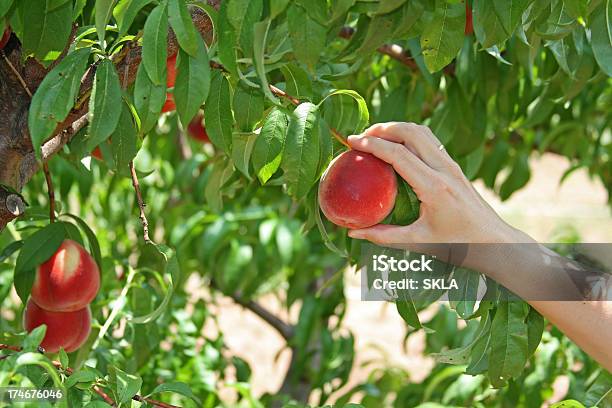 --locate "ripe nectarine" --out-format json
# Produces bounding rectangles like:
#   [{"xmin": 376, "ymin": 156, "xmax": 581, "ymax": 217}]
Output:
[
  {"xmin": 24, "ymin": 300, "xmax": 91, "ymax": 353},
  {"xmin": 187, "ymin": 113, "xmax": 210, "ymax": 143},
  {"xmin": 162, "ymin": 54, "xmax": 178, "ymax": 113},
  {"xmin": 319, "ymin": 150, "xmax": 397, "ymax": 229},
  {"xmin": 30, "ymin": 240, "xmax": 100, "ymax": 312}
]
